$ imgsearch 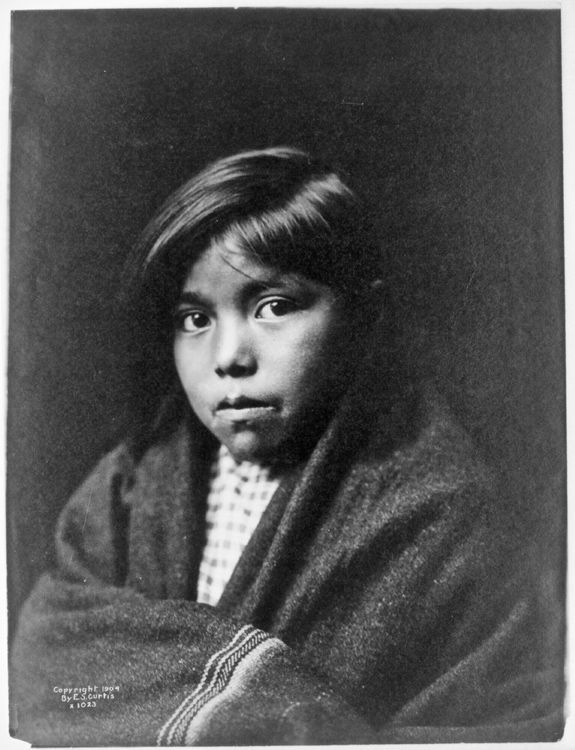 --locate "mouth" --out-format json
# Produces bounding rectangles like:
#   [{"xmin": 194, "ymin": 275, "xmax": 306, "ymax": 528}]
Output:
[{"xmin": 215, "ymin": 396, "xmax": 277, "ymax": 423}]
